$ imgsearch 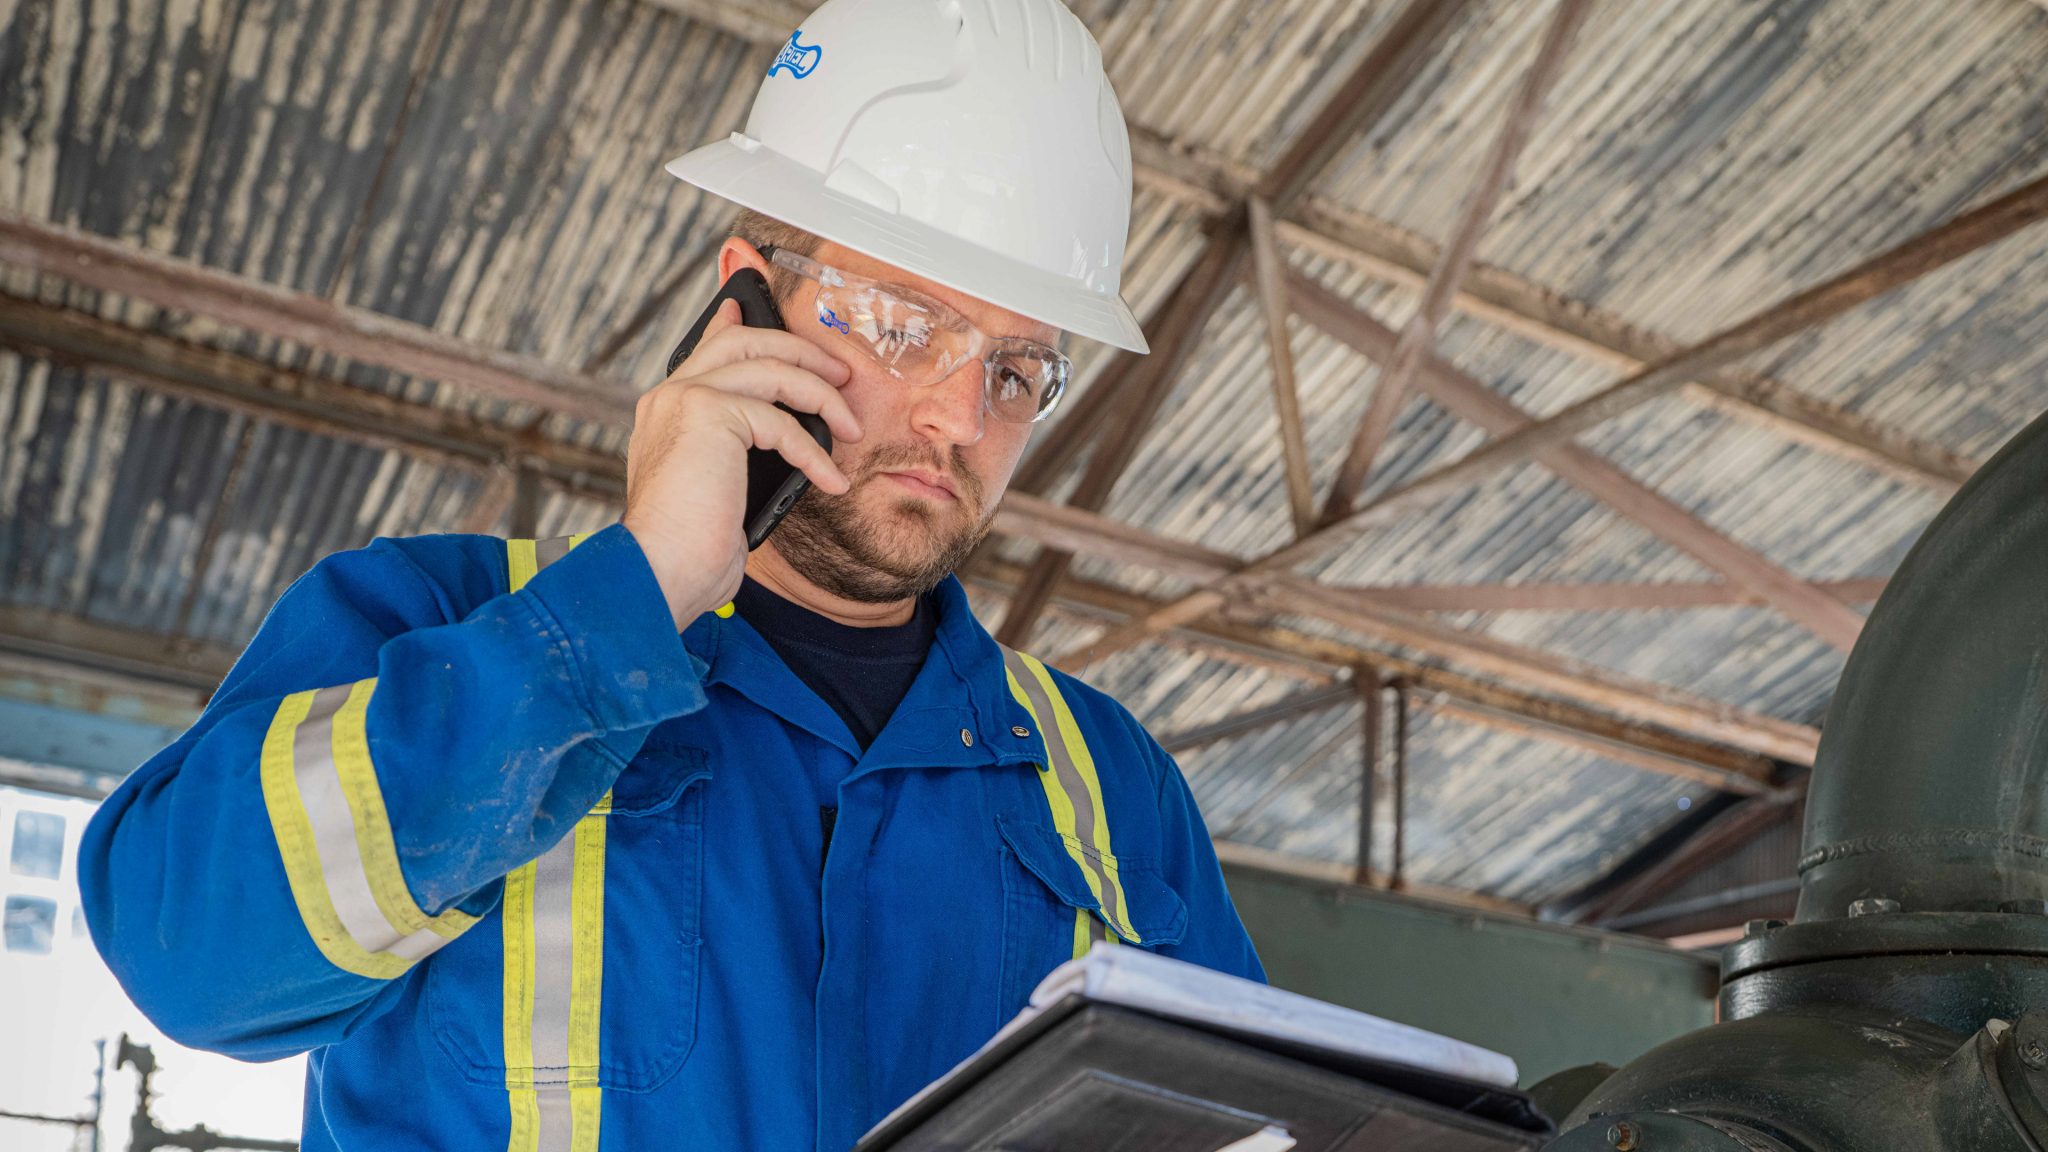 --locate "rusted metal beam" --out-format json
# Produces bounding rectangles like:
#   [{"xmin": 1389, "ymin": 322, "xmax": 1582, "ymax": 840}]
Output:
[
  {"xmin": 1601, "ymin": 876, "xmax": 1801, "ymax": 934},
  {"xmin": 510, "ymin": 468, "xmax": 544, "ymax": 539},
  {"xmin": 1156, "ymin": 683, "xmax": 1357, "ymax": 755},
  {"xmin": 1355, "ymin": 664, "xmax": 1384, "ymax": 887},
  {"xmin": 995, "ymin": 491, "xmax": 1820, "ymax": 765},
  {"xmin": 1060, "ymin": 173, "xmax": 2048, "ymax": 668},
  {"xmin": 1321, "ymin": 0, "xmax": 1592, "ymax": 523},
  {"xmin": 1285, "ymin": 200, "xmax": 1982, "ymax": 492},
  {"xmin": 1327, "ymin": 577, "xmax": 1888, "ymax": 614},
  {"xmin": 0, "ymin": 212, "xmax": 639, "ymax": 429},
  {"xmin": 970, "ymin": 553, "xmax": 1781, "ymax": 791},
  {"xmin": 1573, "ymin": 794, "xmax": 1804, "ymax": 927},
  {"xmin": 1391, "ymin": 680, "xmax": 1410, "ymax": 892},
  {"xmin": 1248, "ymin": 198, "xmax": 1317, "ymax": 538},
  {"xmin": 1286, "ymin": 266, "xmax": 1874, "ymax": 649},
  {"xmin": 992, "ymin": 554, "xmax": 1076, "ymax": 651},
  {"xmin": 0, "ymin": 294, "xmax": 626, "ymax": 496},
  {"xmin": 458, "ymin": 465, "xmax": 520, "ymax": 535},
  {"xmin": 1266, "ymin": 573, "xmax": 1818, "ymax": 764},
  {"xmin": 0, "ymin": 607, "xmax": 237, "ymax": 692},
  {"xmin": 1425, "ymin": 696, "xmax": 1769, "ymax": 796}
]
